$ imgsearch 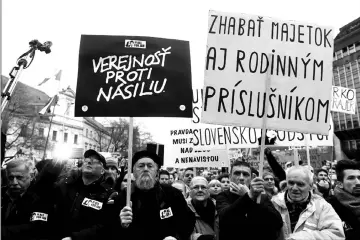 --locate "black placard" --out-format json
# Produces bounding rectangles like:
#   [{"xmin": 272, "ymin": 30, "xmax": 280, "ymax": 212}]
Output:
[
  {"xmin": 147, "ymin": 143, "xmax": 164, "ymax": 167},
  {"xmin": 75, "ymin": 35, "xmax": 193, "ymax": 117}
]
